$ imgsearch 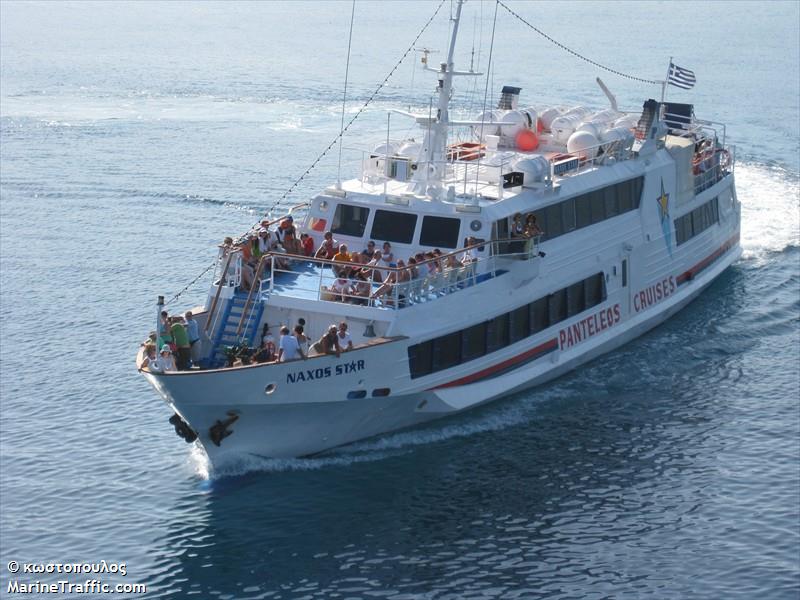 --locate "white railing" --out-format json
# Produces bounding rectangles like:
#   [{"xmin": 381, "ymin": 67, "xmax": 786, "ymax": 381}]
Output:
[{"xmin": 258, "ymin": 237, "xmax": 540, "ymax": 310}]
